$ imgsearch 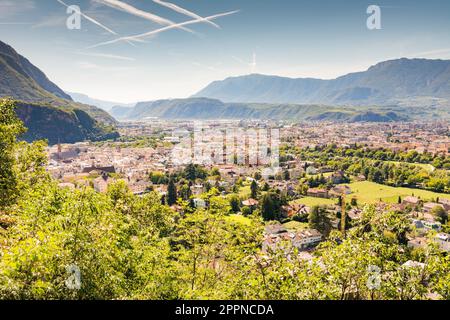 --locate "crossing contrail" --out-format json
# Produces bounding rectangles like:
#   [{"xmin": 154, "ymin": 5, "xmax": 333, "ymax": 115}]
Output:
[
  {"xmin": 87, "ymin": 10, "xmax": 239, "ymax": 49},
  {"xmin": 153, "ymin": 0, "xmax": 220, "ymax": 29},
  {"xmin": 94, "ymin": 0, "xmax": 195, "ymax": 34}
]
